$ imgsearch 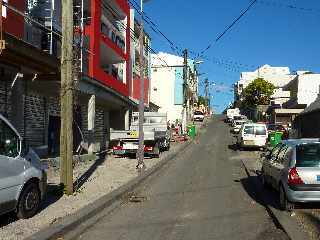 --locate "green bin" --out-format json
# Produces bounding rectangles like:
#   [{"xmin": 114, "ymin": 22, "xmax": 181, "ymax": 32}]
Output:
[
  {"xmin": 188, "ymin": 124, "xmax": 196, "ymax": 140},
  {"xmin": 269, "ymin": 131, "xmax": 283, "ymax": 147}
]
